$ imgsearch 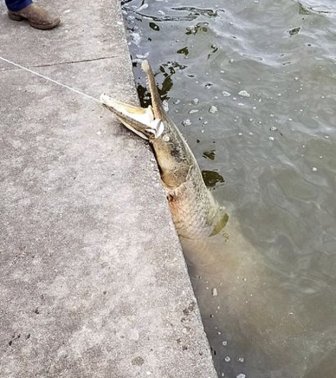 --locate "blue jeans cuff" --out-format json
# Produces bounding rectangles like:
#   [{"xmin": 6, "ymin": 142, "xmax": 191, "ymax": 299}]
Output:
[{"xmin": 5, "ymin": 0, "xmax": 33, "ymax": 12}]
